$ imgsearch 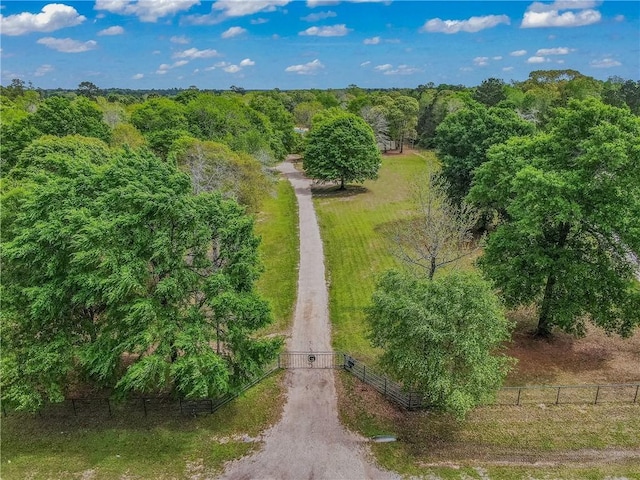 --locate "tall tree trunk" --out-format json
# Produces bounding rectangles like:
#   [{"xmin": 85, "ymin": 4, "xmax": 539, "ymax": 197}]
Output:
[
  {"xmin": 537, "ymin": 273, "xmax": 556, "ymax": 337},
  {"xmin": 429, "ymin": 256, "xmax": 436, "ymax": 280},
  {"xmin": 340, "ymin": 176, "xmax": 345, "ymax": 190},
  {"xmin": 536, "ymin": 222, "xmax": 570, "ymax": 337}
]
